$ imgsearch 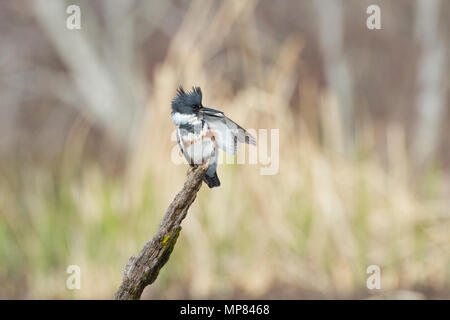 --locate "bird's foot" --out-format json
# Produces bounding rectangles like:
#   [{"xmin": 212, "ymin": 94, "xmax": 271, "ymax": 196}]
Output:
[{"xmin": 187, "ymin": 165, "xmax": 198, "ymax": 176}]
